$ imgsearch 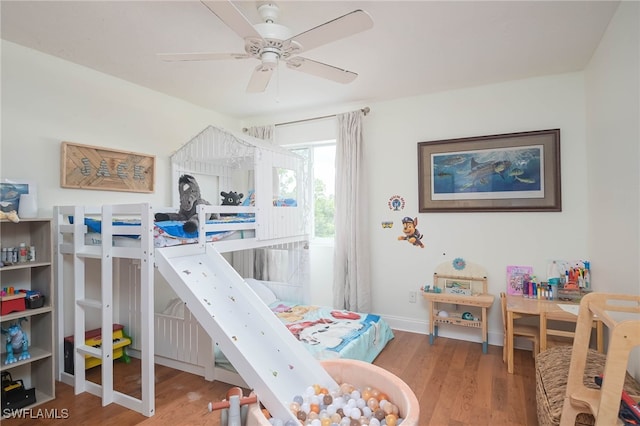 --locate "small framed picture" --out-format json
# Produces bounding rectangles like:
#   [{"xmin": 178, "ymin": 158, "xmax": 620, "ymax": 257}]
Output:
[
  {"xmin": 444, "ymin": 279, "xmax": 472, "ymax": 296},
  {"xmin": 0, "ymin": 179, "xmax": 35, "ymax": 213}
]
